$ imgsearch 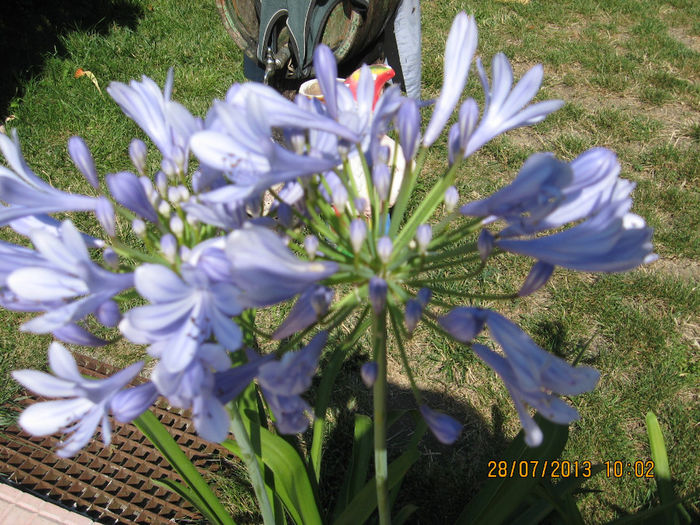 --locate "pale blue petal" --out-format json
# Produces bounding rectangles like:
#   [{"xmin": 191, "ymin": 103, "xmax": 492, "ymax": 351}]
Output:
[
  {"xmin": 135, "ymin": 264, "xmax": 190, "ymax": 303},
  {"xmin": 193, "ymin": 395, "xmax": 230, "ymax": 442},
  {"xmin": 8, "ymin": 267, "xmax": 89, "ymax": 301},
  {"xmin": 12, "ymin": 370, "xmax": 80, "ymax": 398},
  {"xmin": 48, "ymin": 342, "xmax": 83, "ymax": 381},
  {"xmin": 18, "ymin": 398, "xmax": 93, "ymax": 436}
]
